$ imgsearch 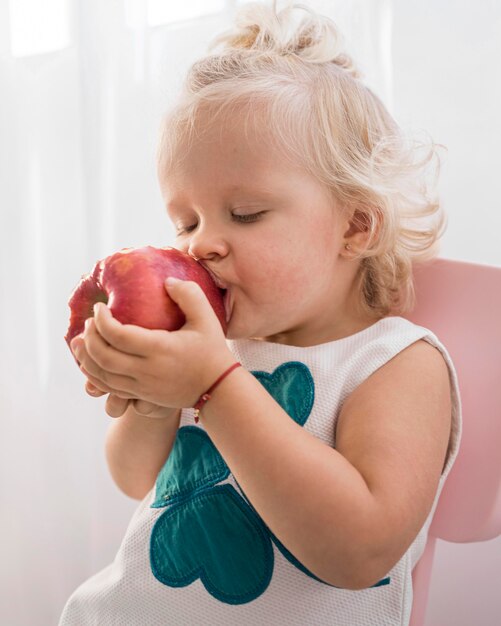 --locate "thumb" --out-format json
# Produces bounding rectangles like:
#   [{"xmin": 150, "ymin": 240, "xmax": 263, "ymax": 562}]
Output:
[{"xmin": 164, "ymin": 277, "xmax": 217, "ymax": 330}]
